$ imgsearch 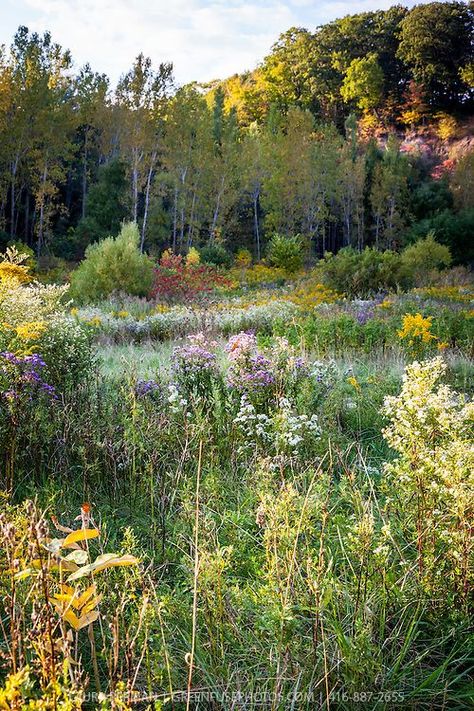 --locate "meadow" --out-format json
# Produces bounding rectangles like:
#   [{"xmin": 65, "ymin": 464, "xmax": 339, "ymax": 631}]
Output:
[{"xmin": 1, "ymin": 238, "xmax": 473, "ymax": 710}]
